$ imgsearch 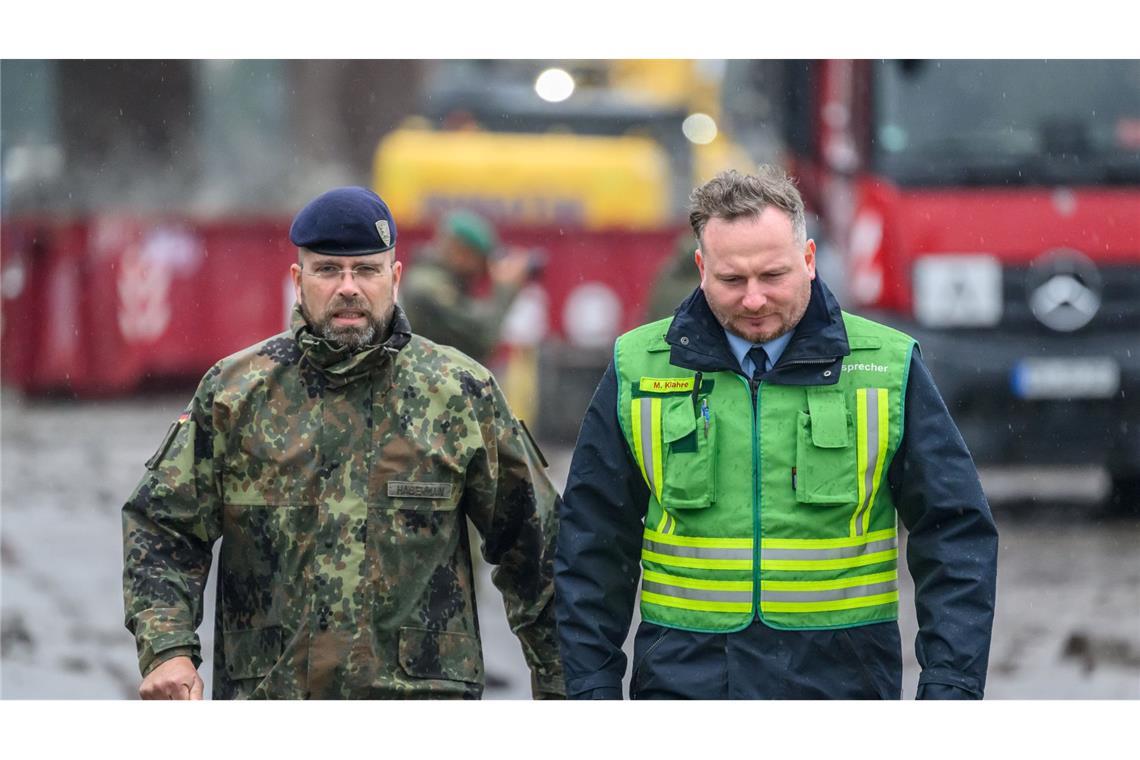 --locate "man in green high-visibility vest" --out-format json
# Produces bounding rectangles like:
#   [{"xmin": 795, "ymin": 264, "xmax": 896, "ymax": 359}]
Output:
[{"xmin": 554, "ymin": 167, "xmax": 998, "ymax": 699}]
